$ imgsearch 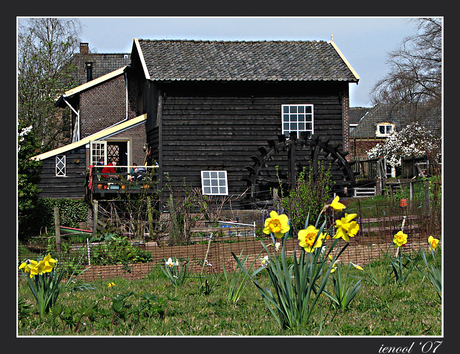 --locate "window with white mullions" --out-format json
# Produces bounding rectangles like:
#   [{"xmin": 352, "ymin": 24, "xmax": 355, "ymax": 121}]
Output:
[
  {"xmin": 376, "ymin": 123, "xmax": 395, "ymax": 137},
  {"xmin": 90, "ymin": 141, "xmax": 107, "ymax": 166},
  {"xmin": 201, "ymin": 171, "xmax": 228, "ymax": 195},
  {"xmin": 55, "ymin": 155, "xmax": 66, "ymax": 177},
  {"xmin": 282, "ymin": 104, "xmax": 314, "ymax": 139}
]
